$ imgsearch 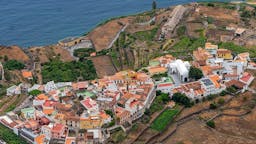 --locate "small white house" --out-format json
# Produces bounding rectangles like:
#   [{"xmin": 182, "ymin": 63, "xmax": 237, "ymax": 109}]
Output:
[
  {"xmin": 156, "ymin": 83, "xmax": 174, "ymax": 94},
  {"xmin": 44, "ymin": 81, "xmax": 57, "ymax": 93},
  {"xmin": 6, "ymin": 85, "xmax": 21, "ymax": 96}
]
